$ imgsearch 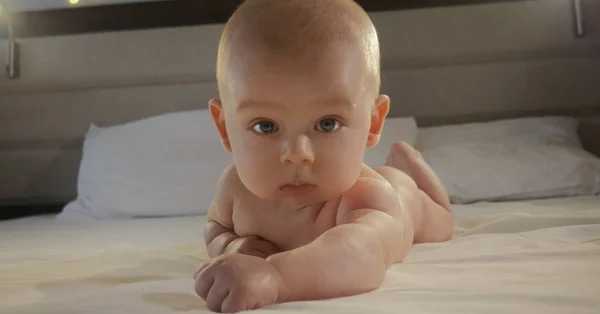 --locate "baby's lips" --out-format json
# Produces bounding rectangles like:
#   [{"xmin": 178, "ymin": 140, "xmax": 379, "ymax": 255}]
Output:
[{"xmin": 280, "ymin": 183, "xmax": 316, "ymax": 197}]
